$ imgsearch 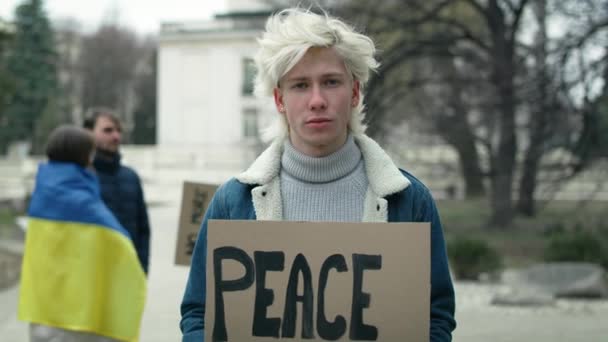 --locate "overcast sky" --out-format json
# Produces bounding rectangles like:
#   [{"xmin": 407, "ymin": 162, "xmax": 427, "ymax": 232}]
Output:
[{"xmin": 0, "ymin": 0, "xmax": 227, "ymax": 34}]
